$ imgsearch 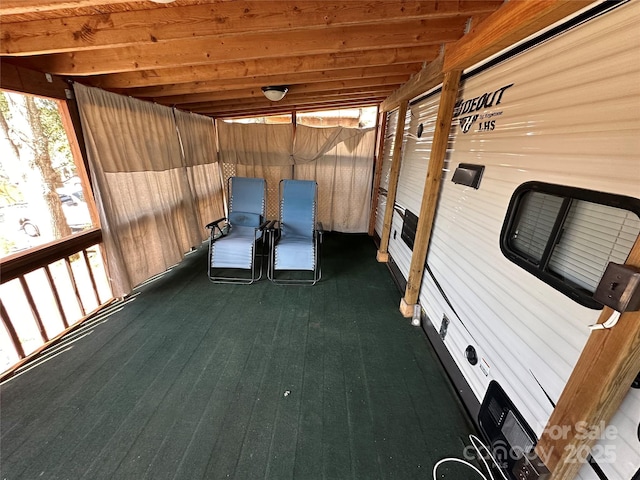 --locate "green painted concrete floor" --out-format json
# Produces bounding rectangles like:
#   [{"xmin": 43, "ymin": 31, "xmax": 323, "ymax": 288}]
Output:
[{"xmin": 1, "ymin": 233, "xmax": 476, "ymax": 479}]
